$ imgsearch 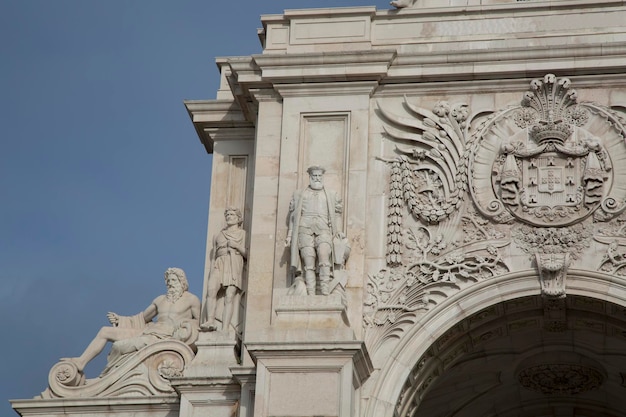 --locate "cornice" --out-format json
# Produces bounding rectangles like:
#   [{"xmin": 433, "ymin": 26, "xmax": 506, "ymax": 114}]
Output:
[
  {"xmin": 283, "ymin": 6, "xmax": 377, "ymax": 19},
  {"xmin": 252, "ymin": 50, "xmax": 397, "ymax": 83},
  {"xmin": 10, "ymin": 396, "xmax": 179, "ymax": 413},
  {"xmin": 391, "ymin": 42, "xmax": 626, "ymax": 67},
  {"xmin": 261, "ymin": 6, "xmax": 377, "ymax": 26},
  {"xmin": 274, "ymin": 81, "xmax": 379, "ymax": 98},
  {"xmin": 170, "ymin": 376, "xmax": 239, "ymax": 391},
  {"xmin": 230, "ymin": 366, "xmax": 257, "ymax": 386},
  {"xmin": 246, "ymin": 340, "xmax": 373, "ymax": 386},
  {"xmin": 184, "ymin": 99, "xmax": 254, "ymax": 154},
  {"xmin": 378, "ymin": 41, "xmax": 626, "ymax": 87},
  {"xmin": 377, "ymin": 0, "xmax": 626, "ymax": 18}
]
